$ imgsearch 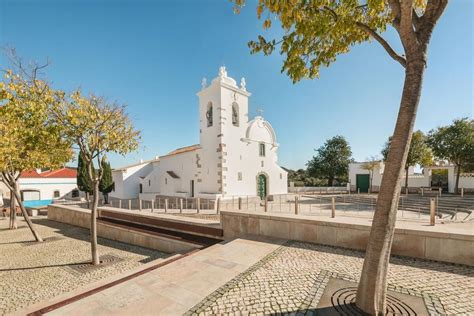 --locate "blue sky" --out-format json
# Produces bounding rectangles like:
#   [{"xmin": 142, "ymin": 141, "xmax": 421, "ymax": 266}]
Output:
[{"xmin": 1, "ymin": 0, "xmax": 472, "ymax": 170}]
